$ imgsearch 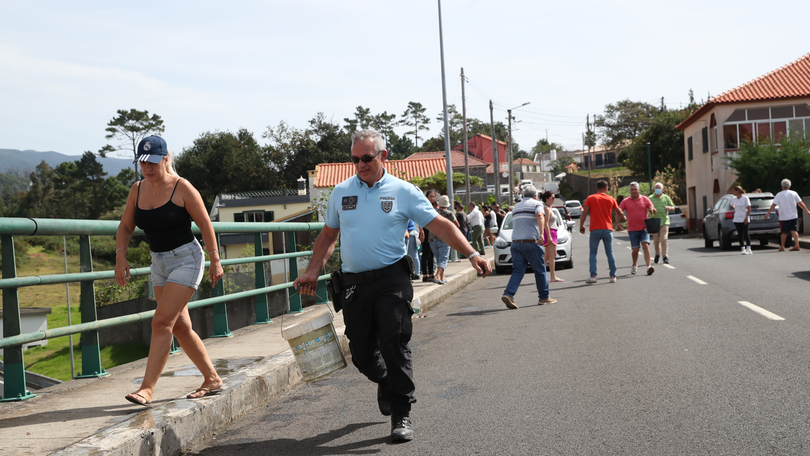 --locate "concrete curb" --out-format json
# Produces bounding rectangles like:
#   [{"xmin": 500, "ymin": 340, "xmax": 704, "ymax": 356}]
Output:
[{"xmin": 51, "ymin": 258, "xmax": 493, "ymax": 456}]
